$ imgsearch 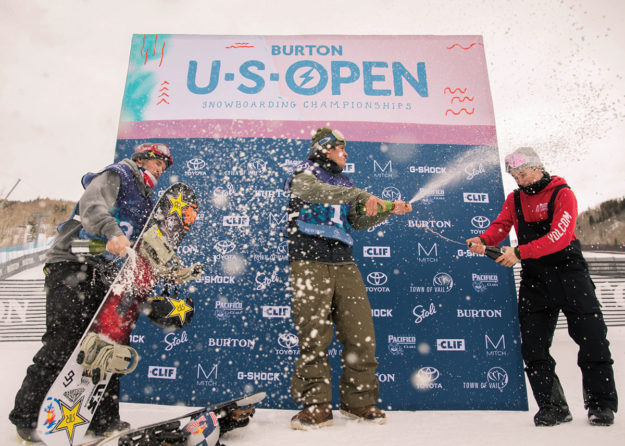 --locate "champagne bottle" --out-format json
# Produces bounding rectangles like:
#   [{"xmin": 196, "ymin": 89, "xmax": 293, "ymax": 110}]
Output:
[
  {"xmin": 483, "ymin": 245, "xmax": 504, "ymax": 260},
  {"xmin": 358, "ymin": 200, "xmax": 395, "ymax": 214},
  {"xmin": 469, "ymin": 242, "xmax": 504, "ymax": 260},
  {"xmin": 70, "ymin": 239, "xmax": 107, "ymax": 255}
]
